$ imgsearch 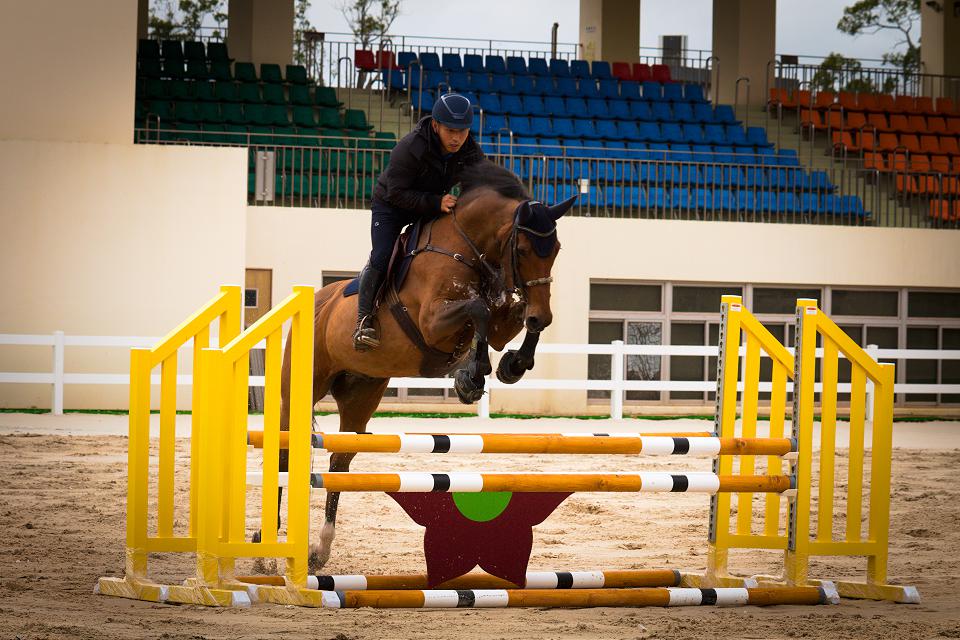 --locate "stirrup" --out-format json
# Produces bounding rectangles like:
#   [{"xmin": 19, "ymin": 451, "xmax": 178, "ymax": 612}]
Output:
[{"xmin": 353, "ymin": 316, "xmax": 380, "ymax": 351}]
